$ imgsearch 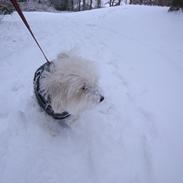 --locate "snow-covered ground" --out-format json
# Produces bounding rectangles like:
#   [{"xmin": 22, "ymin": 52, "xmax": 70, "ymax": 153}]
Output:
[{"xmin": 0, "ymin": 5, "xmax": 183, "ymax": 183}]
